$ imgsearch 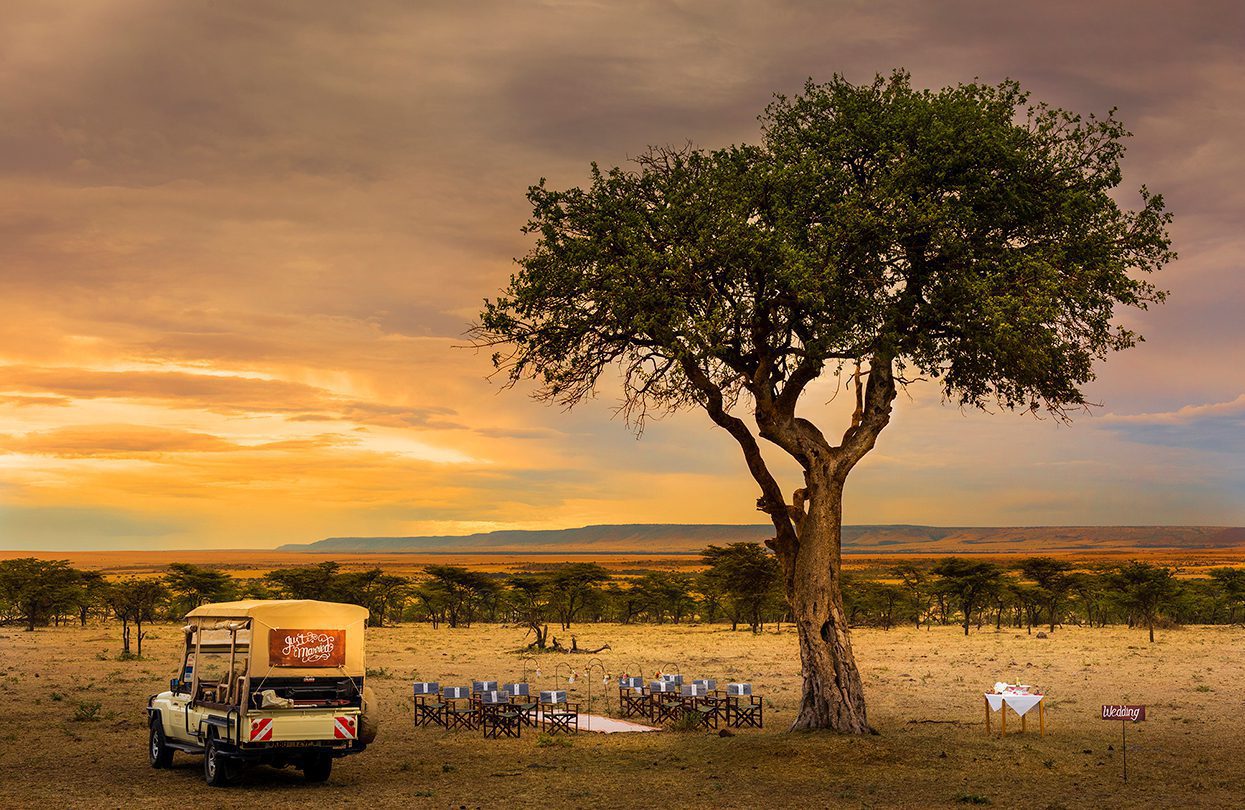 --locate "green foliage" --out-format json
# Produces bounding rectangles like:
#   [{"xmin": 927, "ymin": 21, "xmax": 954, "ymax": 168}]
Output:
[
  {"xmin": 0, "ymin": 558, "xmax": 90, "ymax": 630},
  {"xmin": 932, "ymin": 558, "xmax": 1005, "ymax": 635},
  {"xmin": 547, "ymin": 563, "xmax": 611, "ymax": 629},
  {"xmin": 702, "ymin": 543, "xmax": 781, "ymax": 632},
  {"xmin": 164, "ymin": 563, "xmax": 237, "ymax": 614},
  {"xmin": 106, "ymin": 578, "xmax": 168, "ymax": 656},
  {"xmin": 263, "ymin": 562, "xmax": 411, "ymax": 626},
  {"xmin": 71, "ymin": 700, "xmax": 102, "ymax": 722},
  {"xmin": 536, "ymin": 732, "xmax": 573, "ymax": 748},
  {"xmin": 476, "ymin": 69, "xmax": 1172, "ymax": 430},
  {"xmin": 1108, "ymin": 562, "xmax": 1177, "ymax": 642}
]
